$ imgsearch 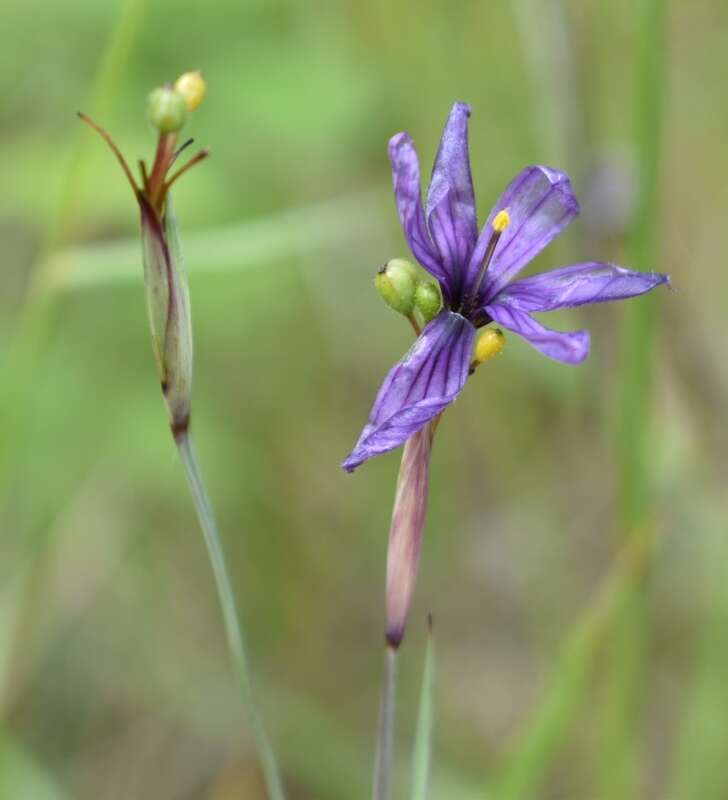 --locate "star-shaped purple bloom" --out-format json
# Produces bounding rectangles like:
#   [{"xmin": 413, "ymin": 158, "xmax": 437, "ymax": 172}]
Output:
[{"xmin": 343, "ymin": 102, "xmax": 670, "ymax": 472}]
